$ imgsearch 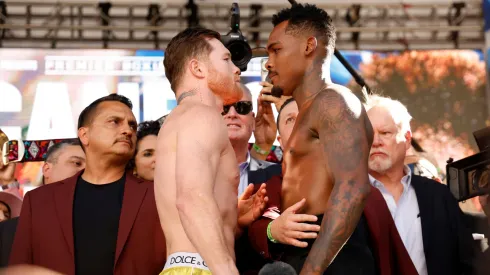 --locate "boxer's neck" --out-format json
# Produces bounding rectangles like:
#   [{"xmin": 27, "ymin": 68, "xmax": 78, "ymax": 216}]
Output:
[{"xmin": 293, "ymin": 59, "xmax": 332, "ymax": 108}]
